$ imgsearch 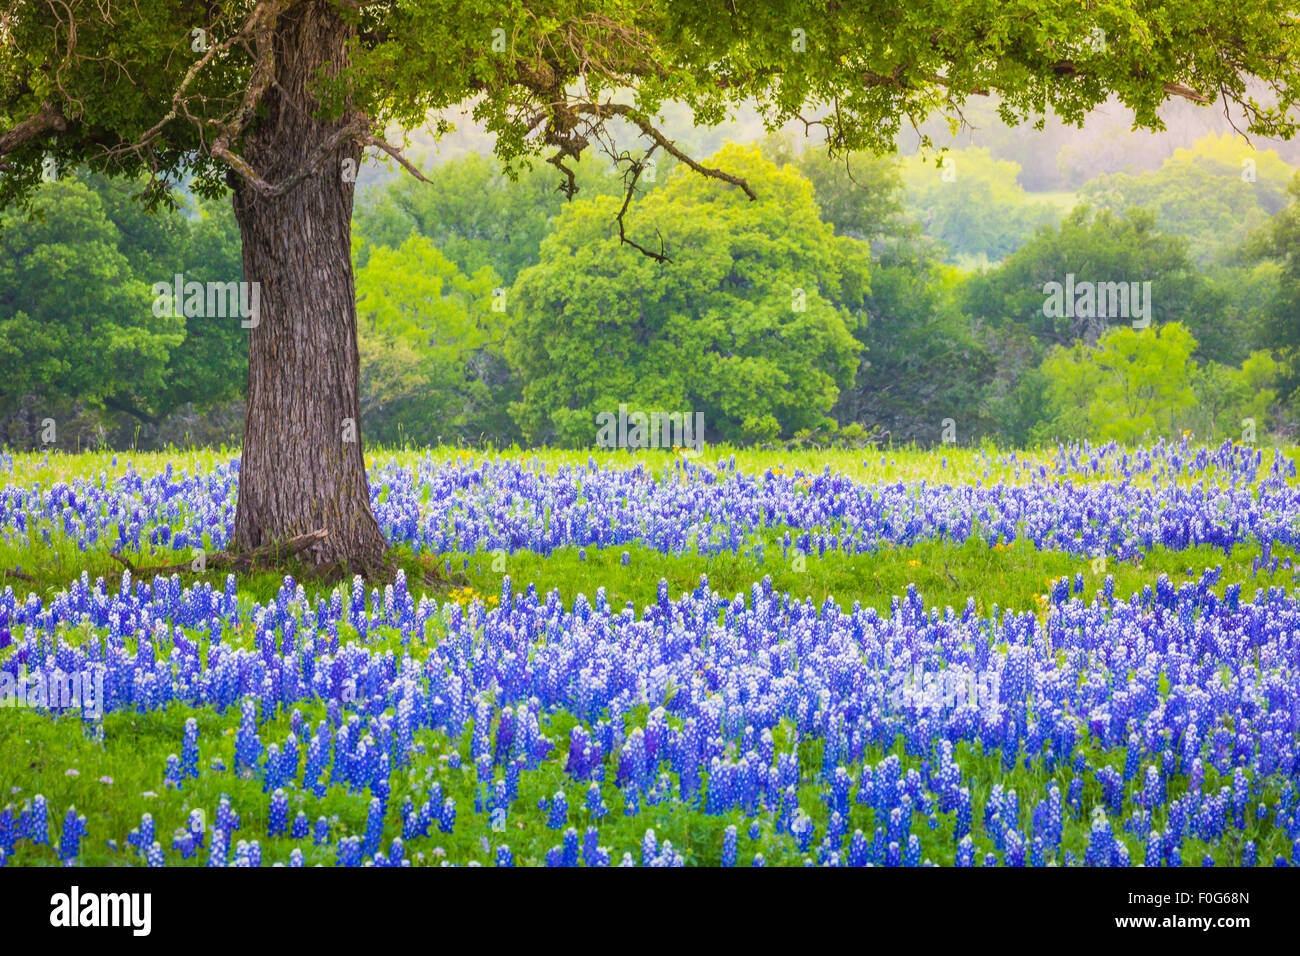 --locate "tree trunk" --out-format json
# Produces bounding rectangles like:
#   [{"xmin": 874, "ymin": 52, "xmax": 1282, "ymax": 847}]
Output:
[{"xmin": 229, "ymin": 1, "xmax": 388, "ymax": 577}]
